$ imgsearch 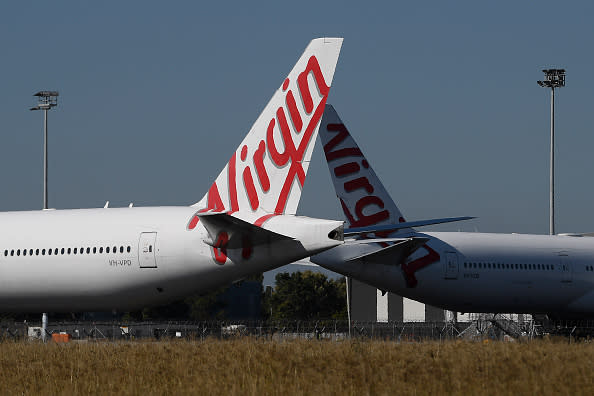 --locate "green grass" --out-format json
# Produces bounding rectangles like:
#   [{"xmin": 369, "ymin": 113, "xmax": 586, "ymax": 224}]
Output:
[{"xmin": 0, "ymin": 339, "xmax": 592, "ymax": 395}]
